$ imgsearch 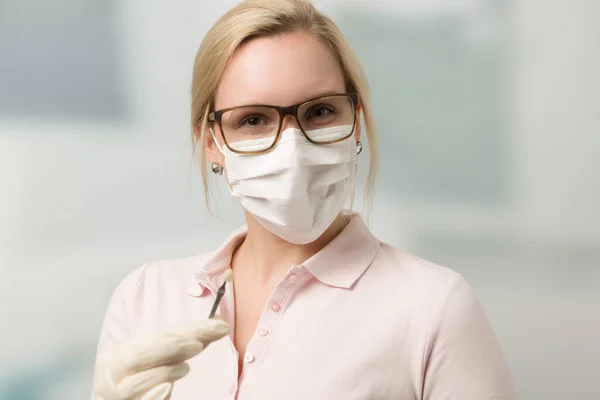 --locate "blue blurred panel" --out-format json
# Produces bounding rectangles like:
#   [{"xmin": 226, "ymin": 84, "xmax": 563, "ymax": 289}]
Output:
[
  {"xmin": 0, "ymin": 349, "xmax": 92, "ymax": 400},
  {"xmin": 0, "ymin": 0, "xmax": 127, "ymax": 121},
  {"xmin": 339, "ymin": 8, "xmax": 510, "ymax": 205}
]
